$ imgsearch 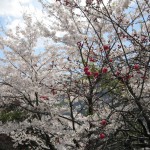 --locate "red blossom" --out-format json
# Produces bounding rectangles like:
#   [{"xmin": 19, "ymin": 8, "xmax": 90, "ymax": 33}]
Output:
[
  {"xmin": 100, "ymin": 119, "xmax": 107, "ymax": 126},
  {"xmin": 84, "ymin": 66, "xmax": 89, "ymax": 72},
  {"xmin": 133, "ymin": 64, "xmax": 140, "ymax": 70},
  {"xmin": 93, "ymin": 72, "xmax": 99, "ymax": 78},
  {"xmin": 99, "ymin": 133, "xmax": 105, "ymax": 139},
  {"xmin": 89, "ymin": 57, "xmax": 96, "ymax": 62},
  {"xmin": 85, "ymin": 71, "xmax": 92, "ymax": 76},
  {"xmin": 103, "ymin": 45, "xmax": 110, "ymax": 51},
  {"xmin": 102, "ymin": 67, "xmax": 108, "ymax": 73}
]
